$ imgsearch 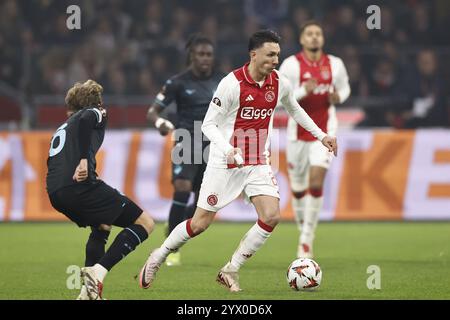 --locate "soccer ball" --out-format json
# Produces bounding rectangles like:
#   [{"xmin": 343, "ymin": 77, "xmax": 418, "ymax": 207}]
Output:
[{"xmin": 286, "ymin": 258, "xmax": 322, "ymax": 291}]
